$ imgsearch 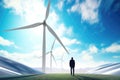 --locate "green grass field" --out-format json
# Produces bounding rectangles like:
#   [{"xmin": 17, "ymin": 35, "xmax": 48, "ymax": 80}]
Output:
[{"xmin": 1, "ymin": 74, "xmax": 120, "ymax": 80}]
